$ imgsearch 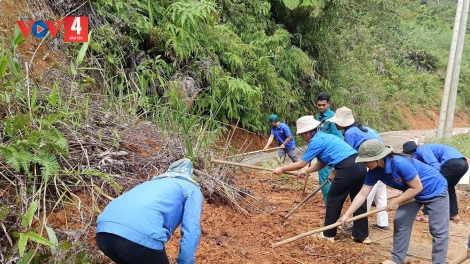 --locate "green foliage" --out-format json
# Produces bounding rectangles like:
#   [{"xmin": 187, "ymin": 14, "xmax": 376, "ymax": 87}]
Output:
[
  {"xmin": 15, "ymin": 200, "xmax": 55, "ymax": 257},
  {"xmin": 165, "ymin": 0, "xmax": 217, "ymax": 60},
  {"xmin": 92, "ymin": 0, "xmax": 316, "ymax": 132},
  {"xmin": 85, "ymin": 0, "xmax": 470, "ymax": 134},
  {"xmin": 19, "ymin": 232, "xmax": 55, "ymax": 257},
  {"xmin": 0, "ymin": 117, "xmax": 67, "ymax": 182},
  {"xmin": 157, "ymin": 84, "xmax": 224, "ymax": 160},
  {"xmin": 45, "ymin": 226, "xmax": 59, "ymax": 255},
  {"xmin": 17, "ymin": 250, "xmax": 35, "ymax": 264},
  {"xmin": 21, "ymin": 200, "xmax": 38, "ymax": 228}
]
